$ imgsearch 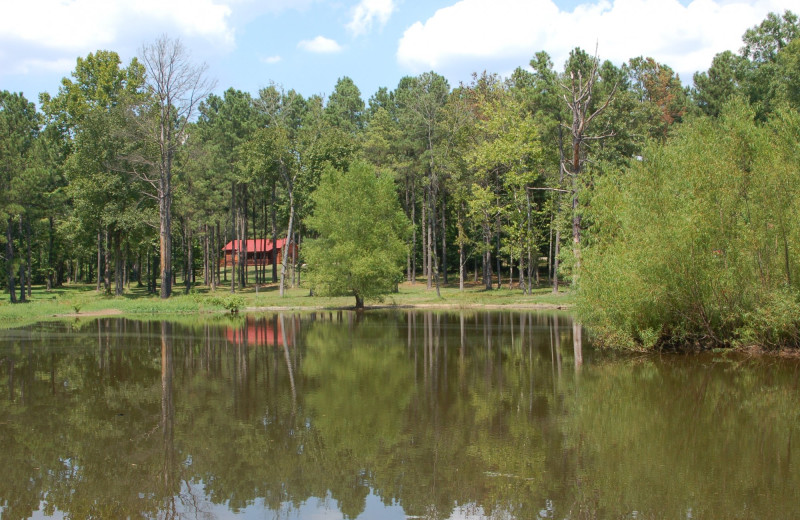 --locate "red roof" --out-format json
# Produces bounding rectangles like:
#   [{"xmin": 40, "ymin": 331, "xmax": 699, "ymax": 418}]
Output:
[{"xmin": 222, "ymin": 238, "xmax": 288, "ymax": 253}]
